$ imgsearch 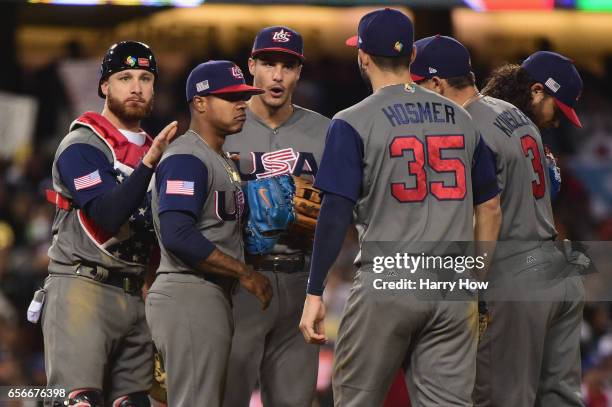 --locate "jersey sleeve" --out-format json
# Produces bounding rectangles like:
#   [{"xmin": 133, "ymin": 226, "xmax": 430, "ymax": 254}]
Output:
[
  {"xmin": 314, "ymin": 119, "xmax": 364, "ymax": 203},
  {"xmin": 156, "ymin": 154, "xmax": 209, "ymax": 218},
  {"xmin": 471, "ymin": 136, "xmax": 500, "ymax": 205},
  {"xmin": 307, "ymin": 192, "xmax": 355, "ymax": 296},
  {"xmin": 56, "ymin": 143, "xmax": 119, "ymax": 208}
]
